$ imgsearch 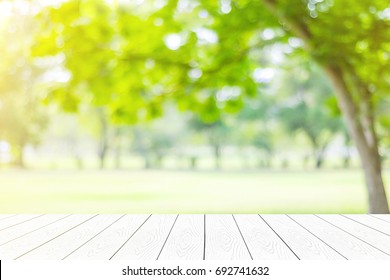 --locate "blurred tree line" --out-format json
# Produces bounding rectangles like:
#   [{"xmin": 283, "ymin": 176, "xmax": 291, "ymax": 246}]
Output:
[{"xmin": 0, "ymin": 0, "xmax": 389, "ymax": 213}]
